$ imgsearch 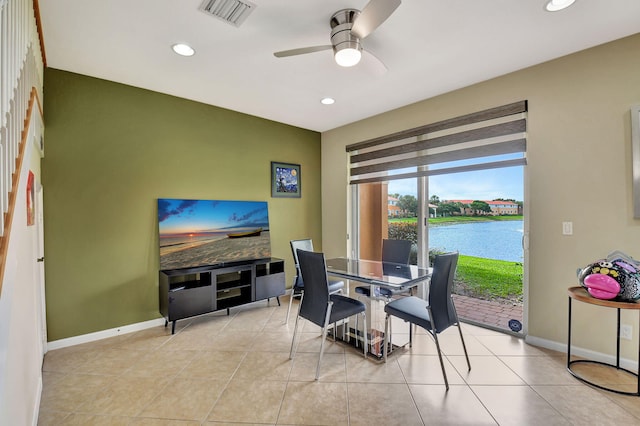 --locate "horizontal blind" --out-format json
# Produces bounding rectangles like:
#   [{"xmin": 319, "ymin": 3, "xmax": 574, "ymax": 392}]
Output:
[{"xmin": 346, "ymin": 101, "xmax": 527, "ymax": 185}]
